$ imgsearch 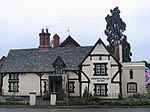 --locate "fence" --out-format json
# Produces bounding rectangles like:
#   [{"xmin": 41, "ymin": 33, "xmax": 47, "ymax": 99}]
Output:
[{"xmin": 0, "ymin": 92, "xmax": 149, "ymax": 105}]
